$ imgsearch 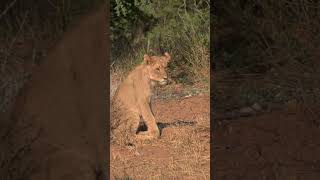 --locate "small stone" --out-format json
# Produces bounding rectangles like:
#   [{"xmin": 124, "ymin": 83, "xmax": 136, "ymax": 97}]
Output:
[
  {"xmin": 252, "ymin": 103, "xmax": 262, "ymax": 111},
  {"xmin": 239, "ymin": 107, "xmax": 255, "ymax": 115}
]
